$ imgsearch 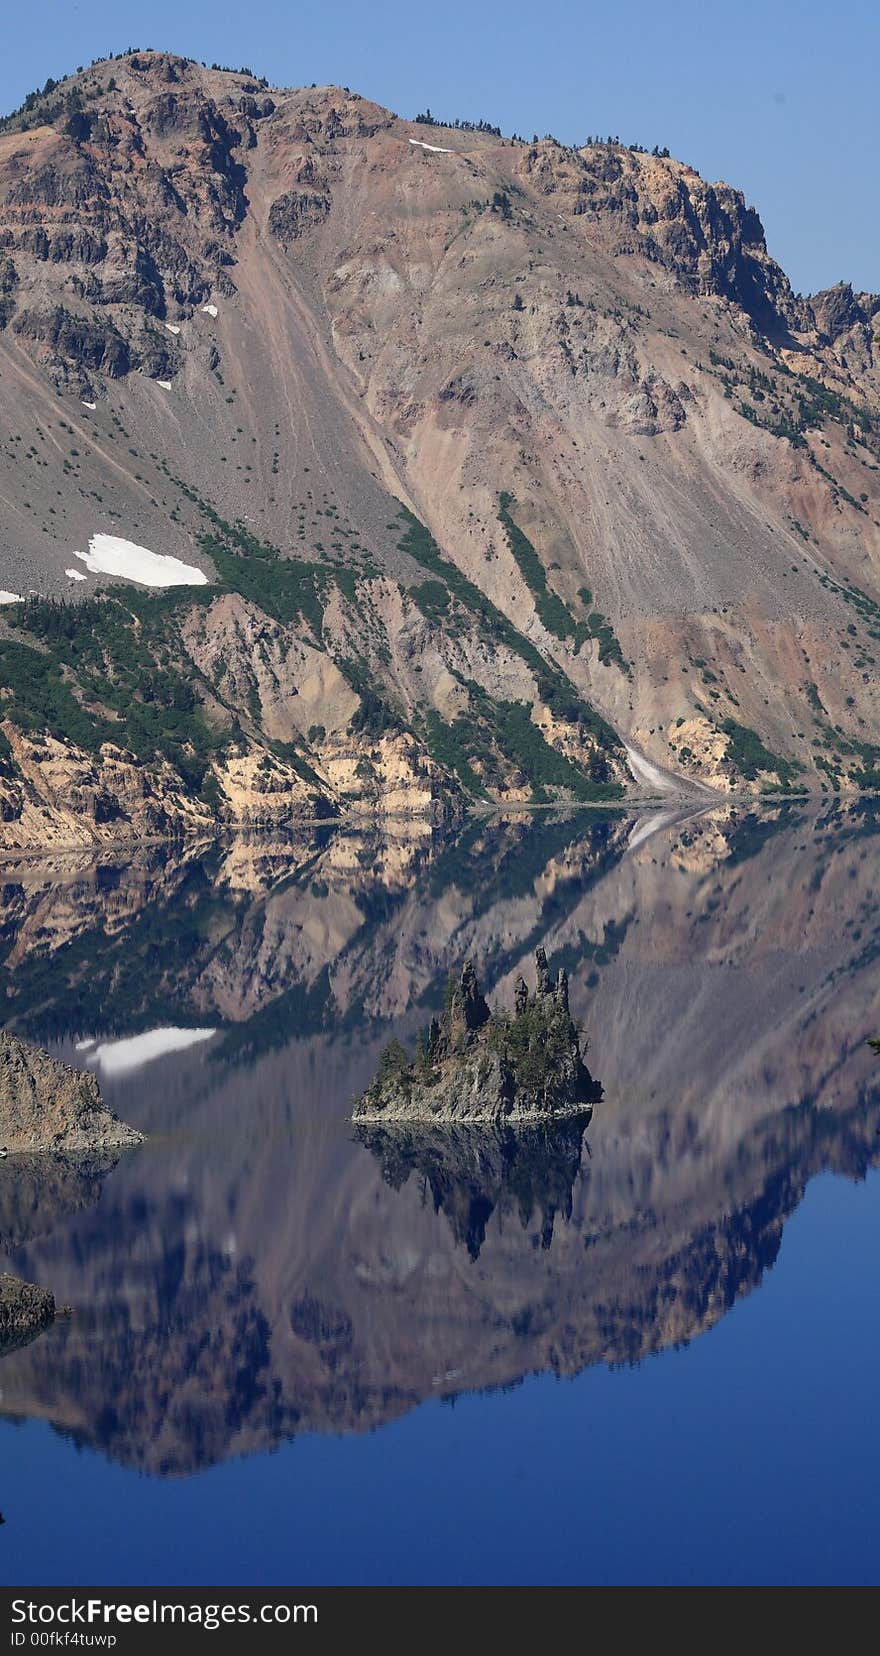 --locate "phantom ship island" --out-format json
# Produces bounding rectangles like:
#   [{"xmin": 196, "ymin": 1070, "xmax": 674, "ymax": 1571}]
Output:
[{"xmin": 352, "ymin": 951, "xmax": 602, "ymax": 1125}]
